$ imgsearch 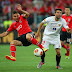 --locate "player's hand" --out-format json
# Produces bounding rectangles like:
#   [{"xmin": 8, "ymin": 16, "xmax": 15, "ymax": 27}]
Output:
[
  {"xmin": 35, "ymin": 33, "xmax": 40, "ymax": 39},
  {"xmin": 17, "ymin": 4, "xmax": 22, "ymax": 11},
  {"xmin": 67, "ymin": 28, "xmax": 72, "ymax": 33}
]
